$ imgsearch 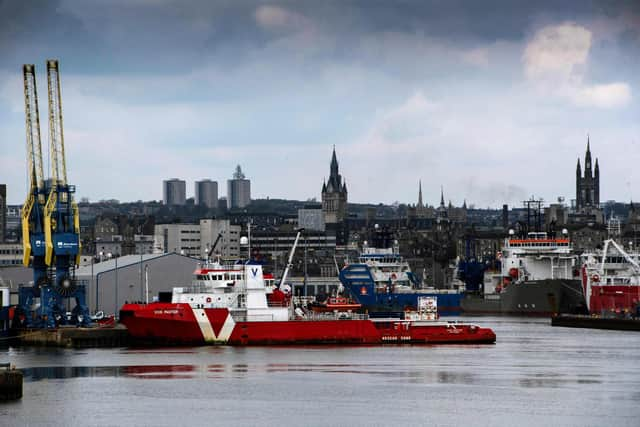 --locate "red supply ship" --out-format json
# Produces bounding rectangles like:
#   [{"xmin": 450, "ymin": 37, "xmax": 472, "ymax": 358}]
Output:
[
  {"xmin": 120, "ymin": 230, "xmax": 495, "ymax": 346},
  {"xmin": 120, "ymin": 262, "xmax": 495, "ymax": 345},
  {"xmin": 581, "ymin": 238, "xmax": 640, "ymax": 315}
]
